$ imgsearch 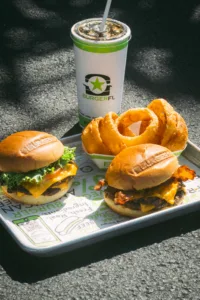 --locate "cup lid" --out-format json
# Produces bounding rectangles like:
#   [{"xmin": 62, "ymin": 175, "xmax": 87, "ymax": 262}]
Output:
[{"xmin": 71, "ymin": 18, "xmax": 131, "ymax": 45}]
